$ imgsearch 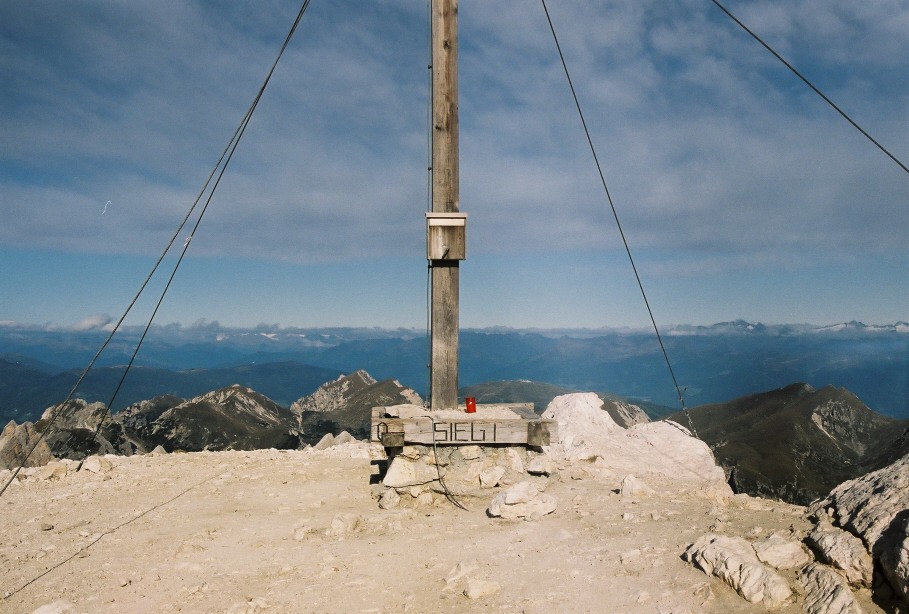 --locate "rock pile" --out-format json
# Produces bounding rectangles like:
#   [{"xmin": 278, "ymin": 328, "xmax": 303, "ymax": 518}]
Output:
[
  {"xmin": 374, "ymin": 392, "xmax": 732, "ymax": 520},
  {"xmin": 375, "ymin": 443, "xmax": 552, "ymax": 510}
]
